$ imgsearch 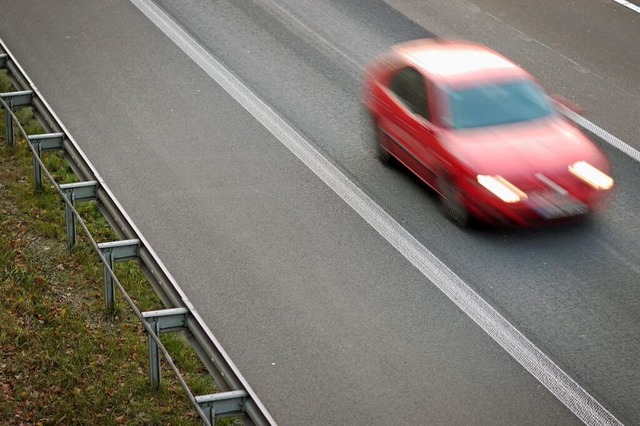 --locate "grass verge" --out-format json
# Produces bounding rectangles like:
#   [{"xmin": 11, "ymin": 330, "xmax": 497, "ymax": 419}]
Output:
[{"xmin": 0, "ymin": 70, "xmax": 232, "ymax": 425}]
